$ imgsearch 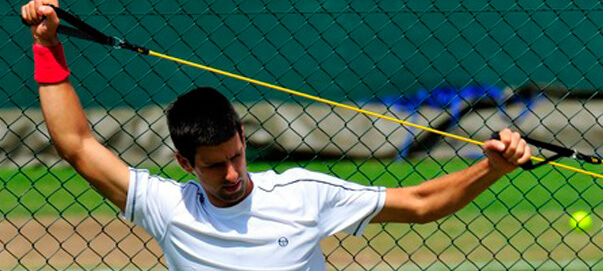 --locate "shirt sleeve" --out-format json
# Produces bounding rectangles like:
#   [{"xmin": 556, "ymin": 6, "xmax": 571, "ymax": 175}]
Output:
[
  {"xmin": 123, "ymin": 168, "xmax": 184, "ymax": 241},
  {"xmin": 294, "ymin": 169, "xmax": 386, "ymax": 237}
]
